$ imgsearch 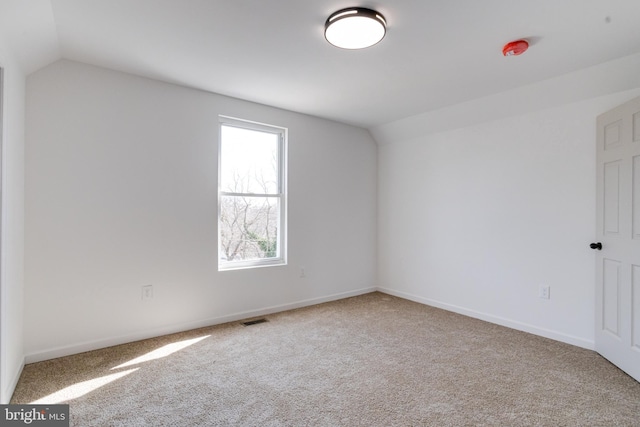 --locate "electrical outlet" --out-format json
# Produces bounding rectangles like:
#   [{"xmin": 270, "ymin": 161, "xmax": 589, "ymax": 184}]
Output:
[
  {"xmin": 142, "ymin": 285, "xmax": 154, "ymax": 301},
  {"xmin": 300, "ymin": 266, "xmax": 306, "ymax": 278},
  {"xmin": 539, "ymin": 285, "xmax": 550, "ymax": 300}
]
